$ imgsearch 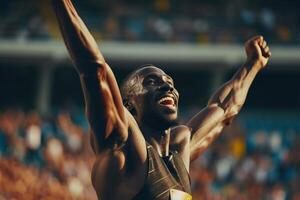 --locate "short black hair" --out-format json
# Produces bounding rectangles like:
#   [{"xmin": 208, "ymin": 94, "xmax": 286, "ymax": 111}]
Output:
[{"xmin": 121, "ymin": 64, "xmax": 157, "ymax": 101}]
